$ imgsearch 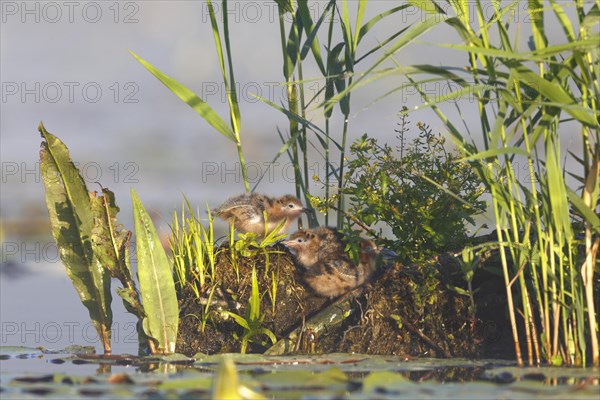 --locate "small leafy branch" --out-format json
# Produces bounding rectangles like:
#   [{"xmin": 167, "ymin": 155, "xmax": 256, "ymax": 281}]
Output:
[
  {"xmin": 39, "ymin": 123, "xmax": 178, "ymax": 355},
  {"xmin": 313, "ymin": 117, "xmax": 486, "ymax": 263}
]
